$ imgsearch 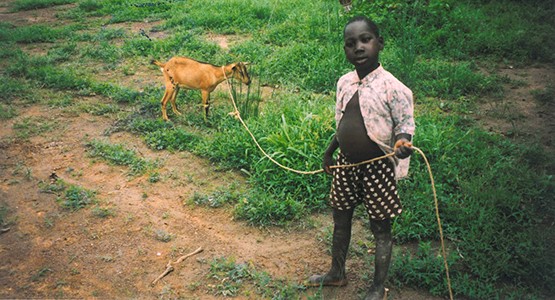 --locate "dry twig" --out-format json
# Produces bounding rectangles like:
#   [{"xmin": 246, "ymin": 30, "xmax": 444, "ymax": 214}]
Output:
[{"xmin": 151, "ymin": 246, "xmax": 203, "ymax": 286}]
